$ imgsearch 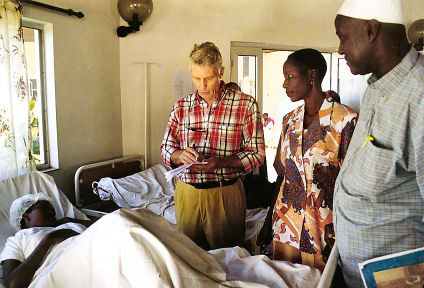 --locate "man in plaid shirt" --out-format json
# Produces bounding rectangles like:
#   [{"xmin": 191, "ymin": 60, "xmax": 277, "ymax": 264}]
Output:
[{"xmin": 161, "ymin": 42, "xmax": 265, "ymax": 250}]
